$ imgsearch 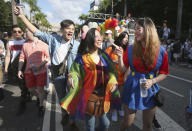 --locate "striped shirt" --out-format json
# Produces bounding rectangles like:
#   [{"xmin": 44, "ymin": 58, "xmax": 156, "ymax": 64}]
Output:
[
  {"xmin": 19, "ymin": 39, "xmax": 50, "ymax": 74},
  {"xmin": 8, "ymin": 39, "xmax": 25, "ymax": 63}
]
